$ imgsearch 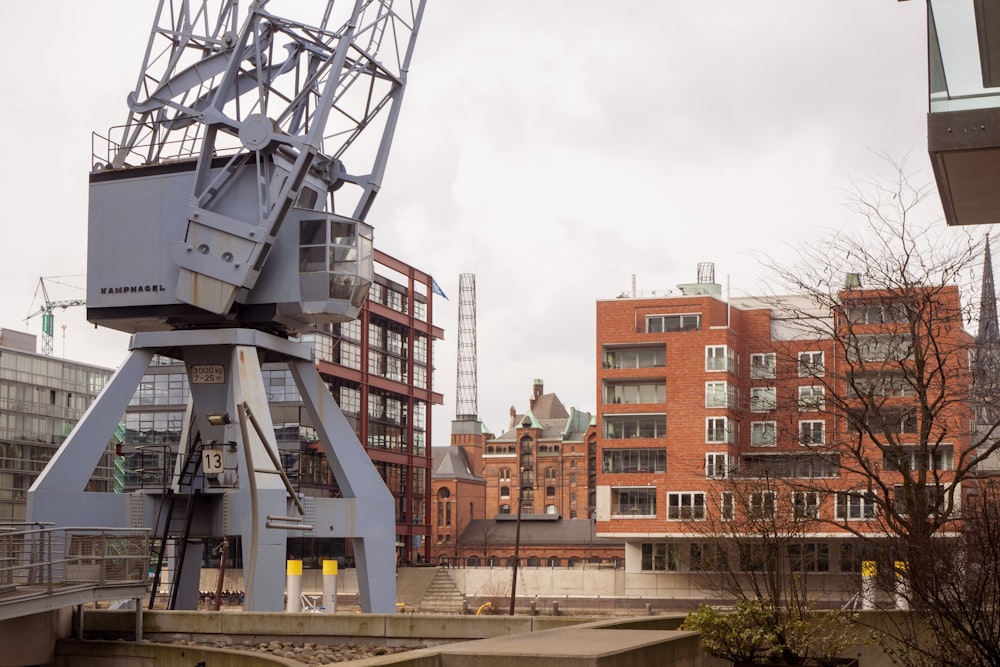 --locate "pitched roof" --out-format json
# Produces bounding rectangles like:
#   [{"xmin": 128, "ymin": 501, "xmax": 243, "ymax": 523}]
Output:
[{"xmin": 431, "ymin": 446, "xmax": 483, "ymax": 482}]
